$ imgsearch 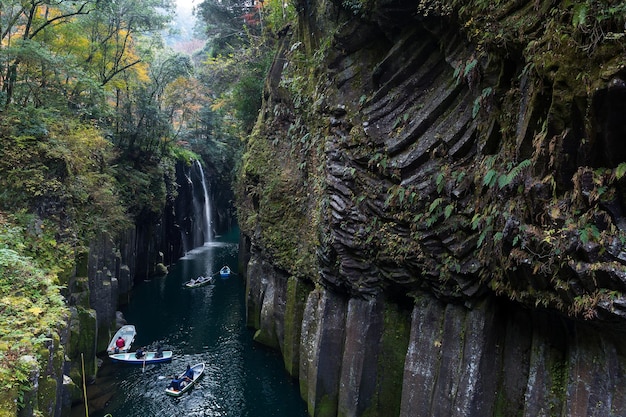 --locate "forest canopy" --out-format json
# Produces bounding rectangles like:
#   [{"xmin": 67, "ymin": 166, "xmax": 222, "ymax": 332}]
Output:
[{"xmin": 0, "ymin": 0, "xmax": 288, "ymax": 236}]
